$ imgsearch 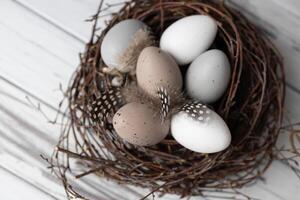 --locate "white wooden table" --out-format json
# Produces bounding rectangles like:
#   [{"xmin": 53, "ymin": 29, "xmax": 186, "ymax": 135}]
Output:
[{"xmin": 1, "ymin": 0, "xmax": 300, "ymax": 199}]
